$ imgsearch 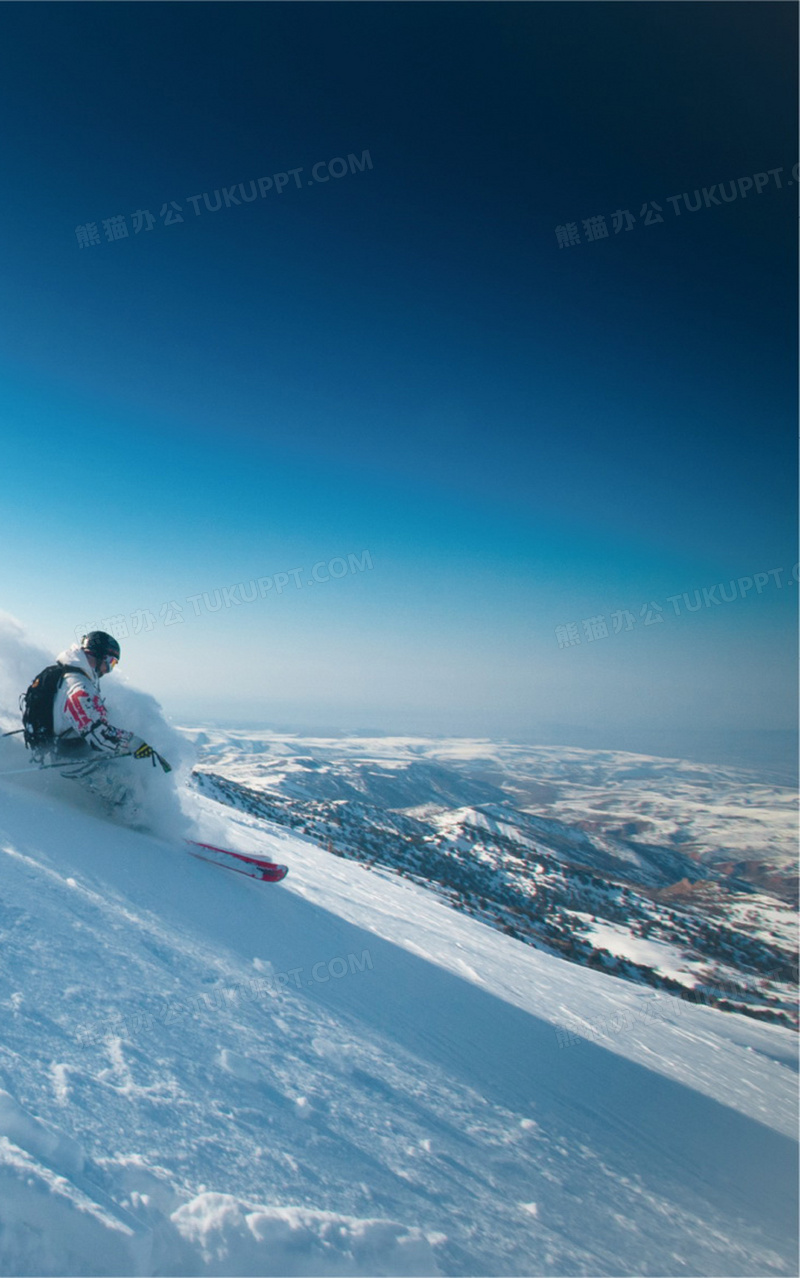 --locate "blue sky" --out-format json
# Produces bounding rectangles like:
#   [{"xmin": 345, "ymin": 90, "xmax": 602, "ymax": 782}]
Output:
[{"xmin": 0, "ymin": 3, "xmax": 796, "ymax": 762}]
